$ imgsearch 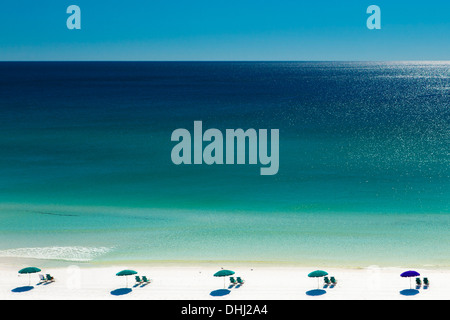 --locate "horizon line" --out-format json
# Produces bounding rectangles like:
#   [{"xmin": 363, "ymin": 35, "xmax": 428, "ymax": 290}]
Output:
[{"xmin": 0, "ymin": 60, "xmax": 449, "ymax": 63}]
